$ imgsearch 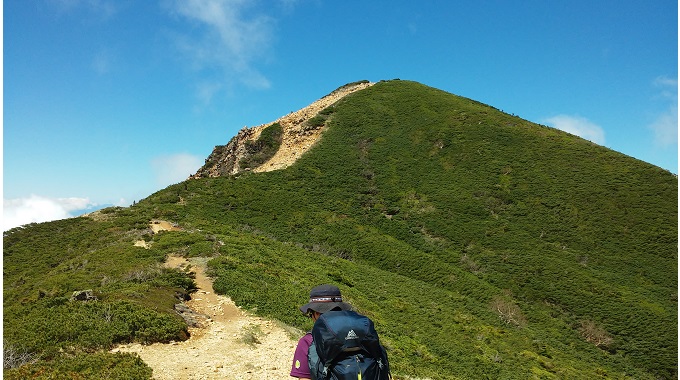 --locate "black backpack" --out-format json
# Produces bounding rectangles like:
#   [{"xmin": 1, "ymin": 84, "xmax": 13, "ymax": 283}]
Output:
[{"xmin": 308, "ymin": 310, "xmax": 391, "ymax": 380}]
